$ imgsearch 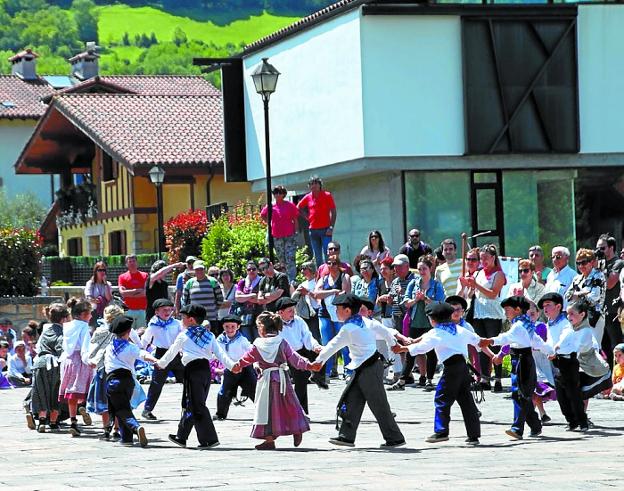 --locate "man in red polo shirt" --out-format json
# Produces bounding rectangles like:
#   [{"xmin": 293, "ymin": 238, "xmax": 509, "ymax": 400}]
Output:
[
  {"xmin": 297, "ymin": 175, "xmax": 337, "ymax": 268},
  {"xmin": 118, "ymin": 254, "xmax": 149, "ymax": 328}
]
